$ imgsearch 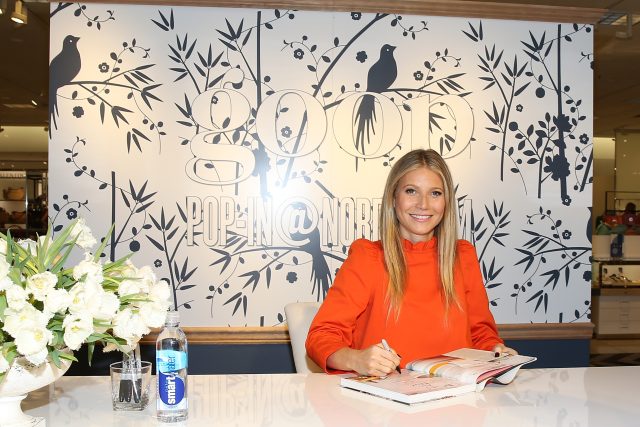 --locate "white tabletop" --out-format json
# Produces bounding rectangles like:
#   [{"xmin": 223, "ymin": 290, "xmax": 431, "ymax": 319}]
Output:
[{"xmin": 23, "ymin": 367, "xmax": 640, "ymax": 427}]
